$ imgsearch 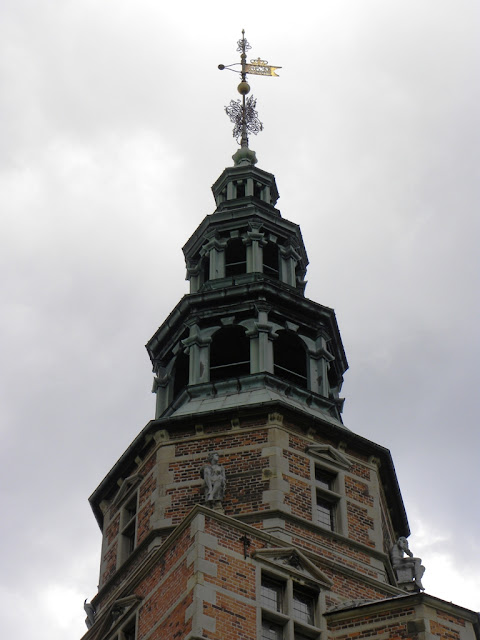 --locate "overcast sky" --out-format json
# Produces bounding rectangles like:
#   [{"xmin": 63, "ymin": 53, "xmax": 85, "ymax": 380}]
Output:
[{"xmin": 1, "ymin": 2, "xmax": 479, "ymax": 638}]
